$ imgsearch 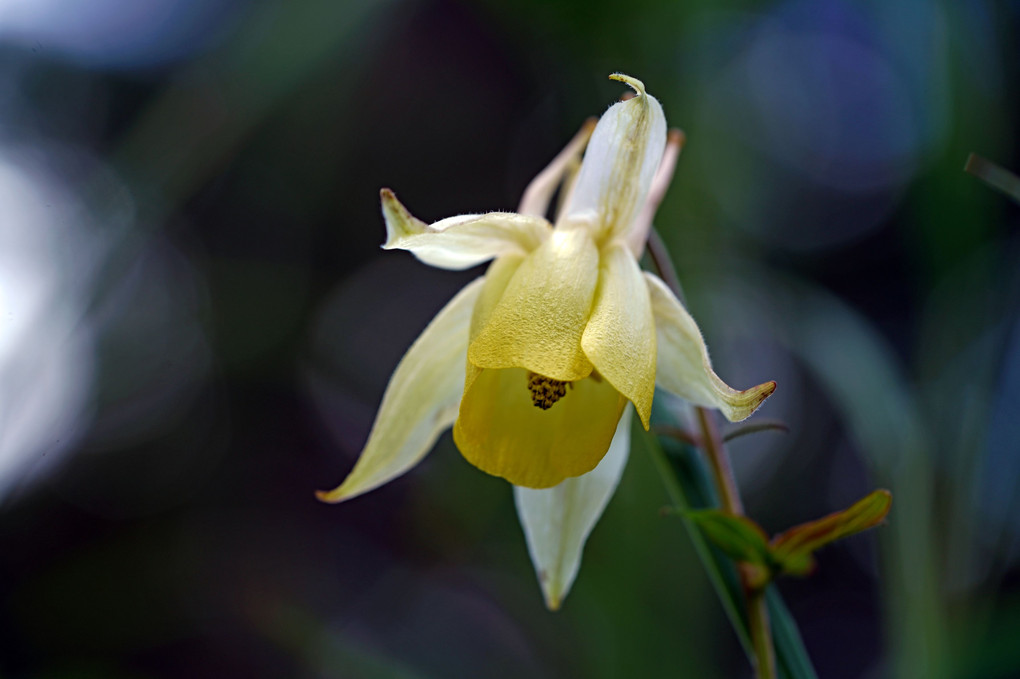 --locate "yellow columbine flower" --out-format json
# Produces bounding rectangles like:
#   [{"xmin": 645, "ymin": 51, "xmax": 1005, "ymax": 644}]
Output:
[{"xmin": 317, "ymin": 74, "xmax": 775, "ymax": 608}]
